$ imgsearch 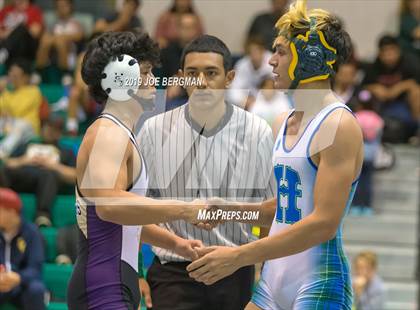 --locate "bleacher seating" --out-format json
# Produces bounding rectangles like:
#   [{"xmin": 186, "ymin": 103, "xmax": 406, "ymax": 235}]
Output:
[
  {"xmin": 40, "ymin": 84, "xmax": 65, "ymax": 104},
  {"xmin": 0, "ymin": 119, "xmax": 80, "ymax": 310},
  {"xmin": 43, "ymin": 264, "xmax": 74, "ymax": 302},
  {"xmin": 0, "ymin": 80, "xmax": 88, "ymax": 309},
  {"xmin": 343, "ymin": 145, "xmax": 419, "ymax": 309},
  {"xmin": 11, "ymin": 193, "xmax": 76, "ymax": 309}
]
